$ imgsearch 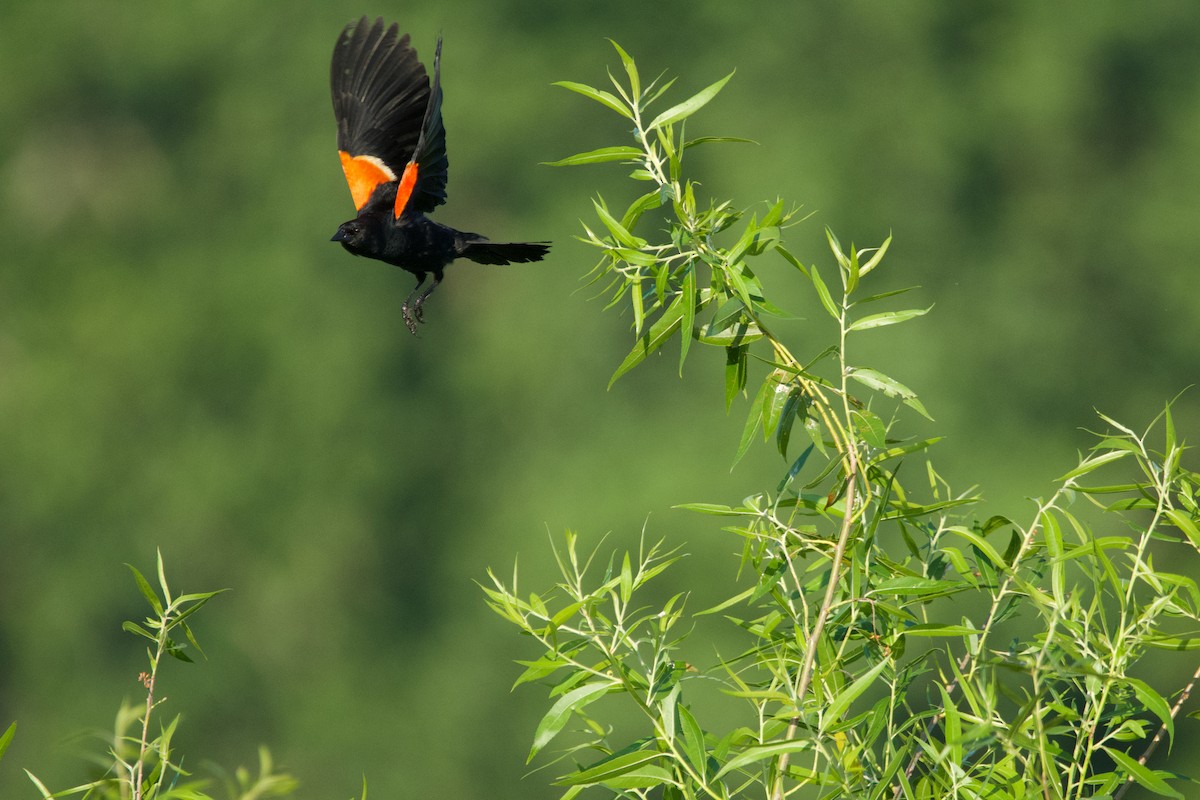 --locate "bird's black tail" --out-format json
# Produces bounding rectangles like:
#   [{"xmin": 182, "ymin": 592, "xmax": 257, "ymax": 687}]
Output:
[{"xmin": 460, "ymin": 239, "xmax": 551, "ymax": 265}]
